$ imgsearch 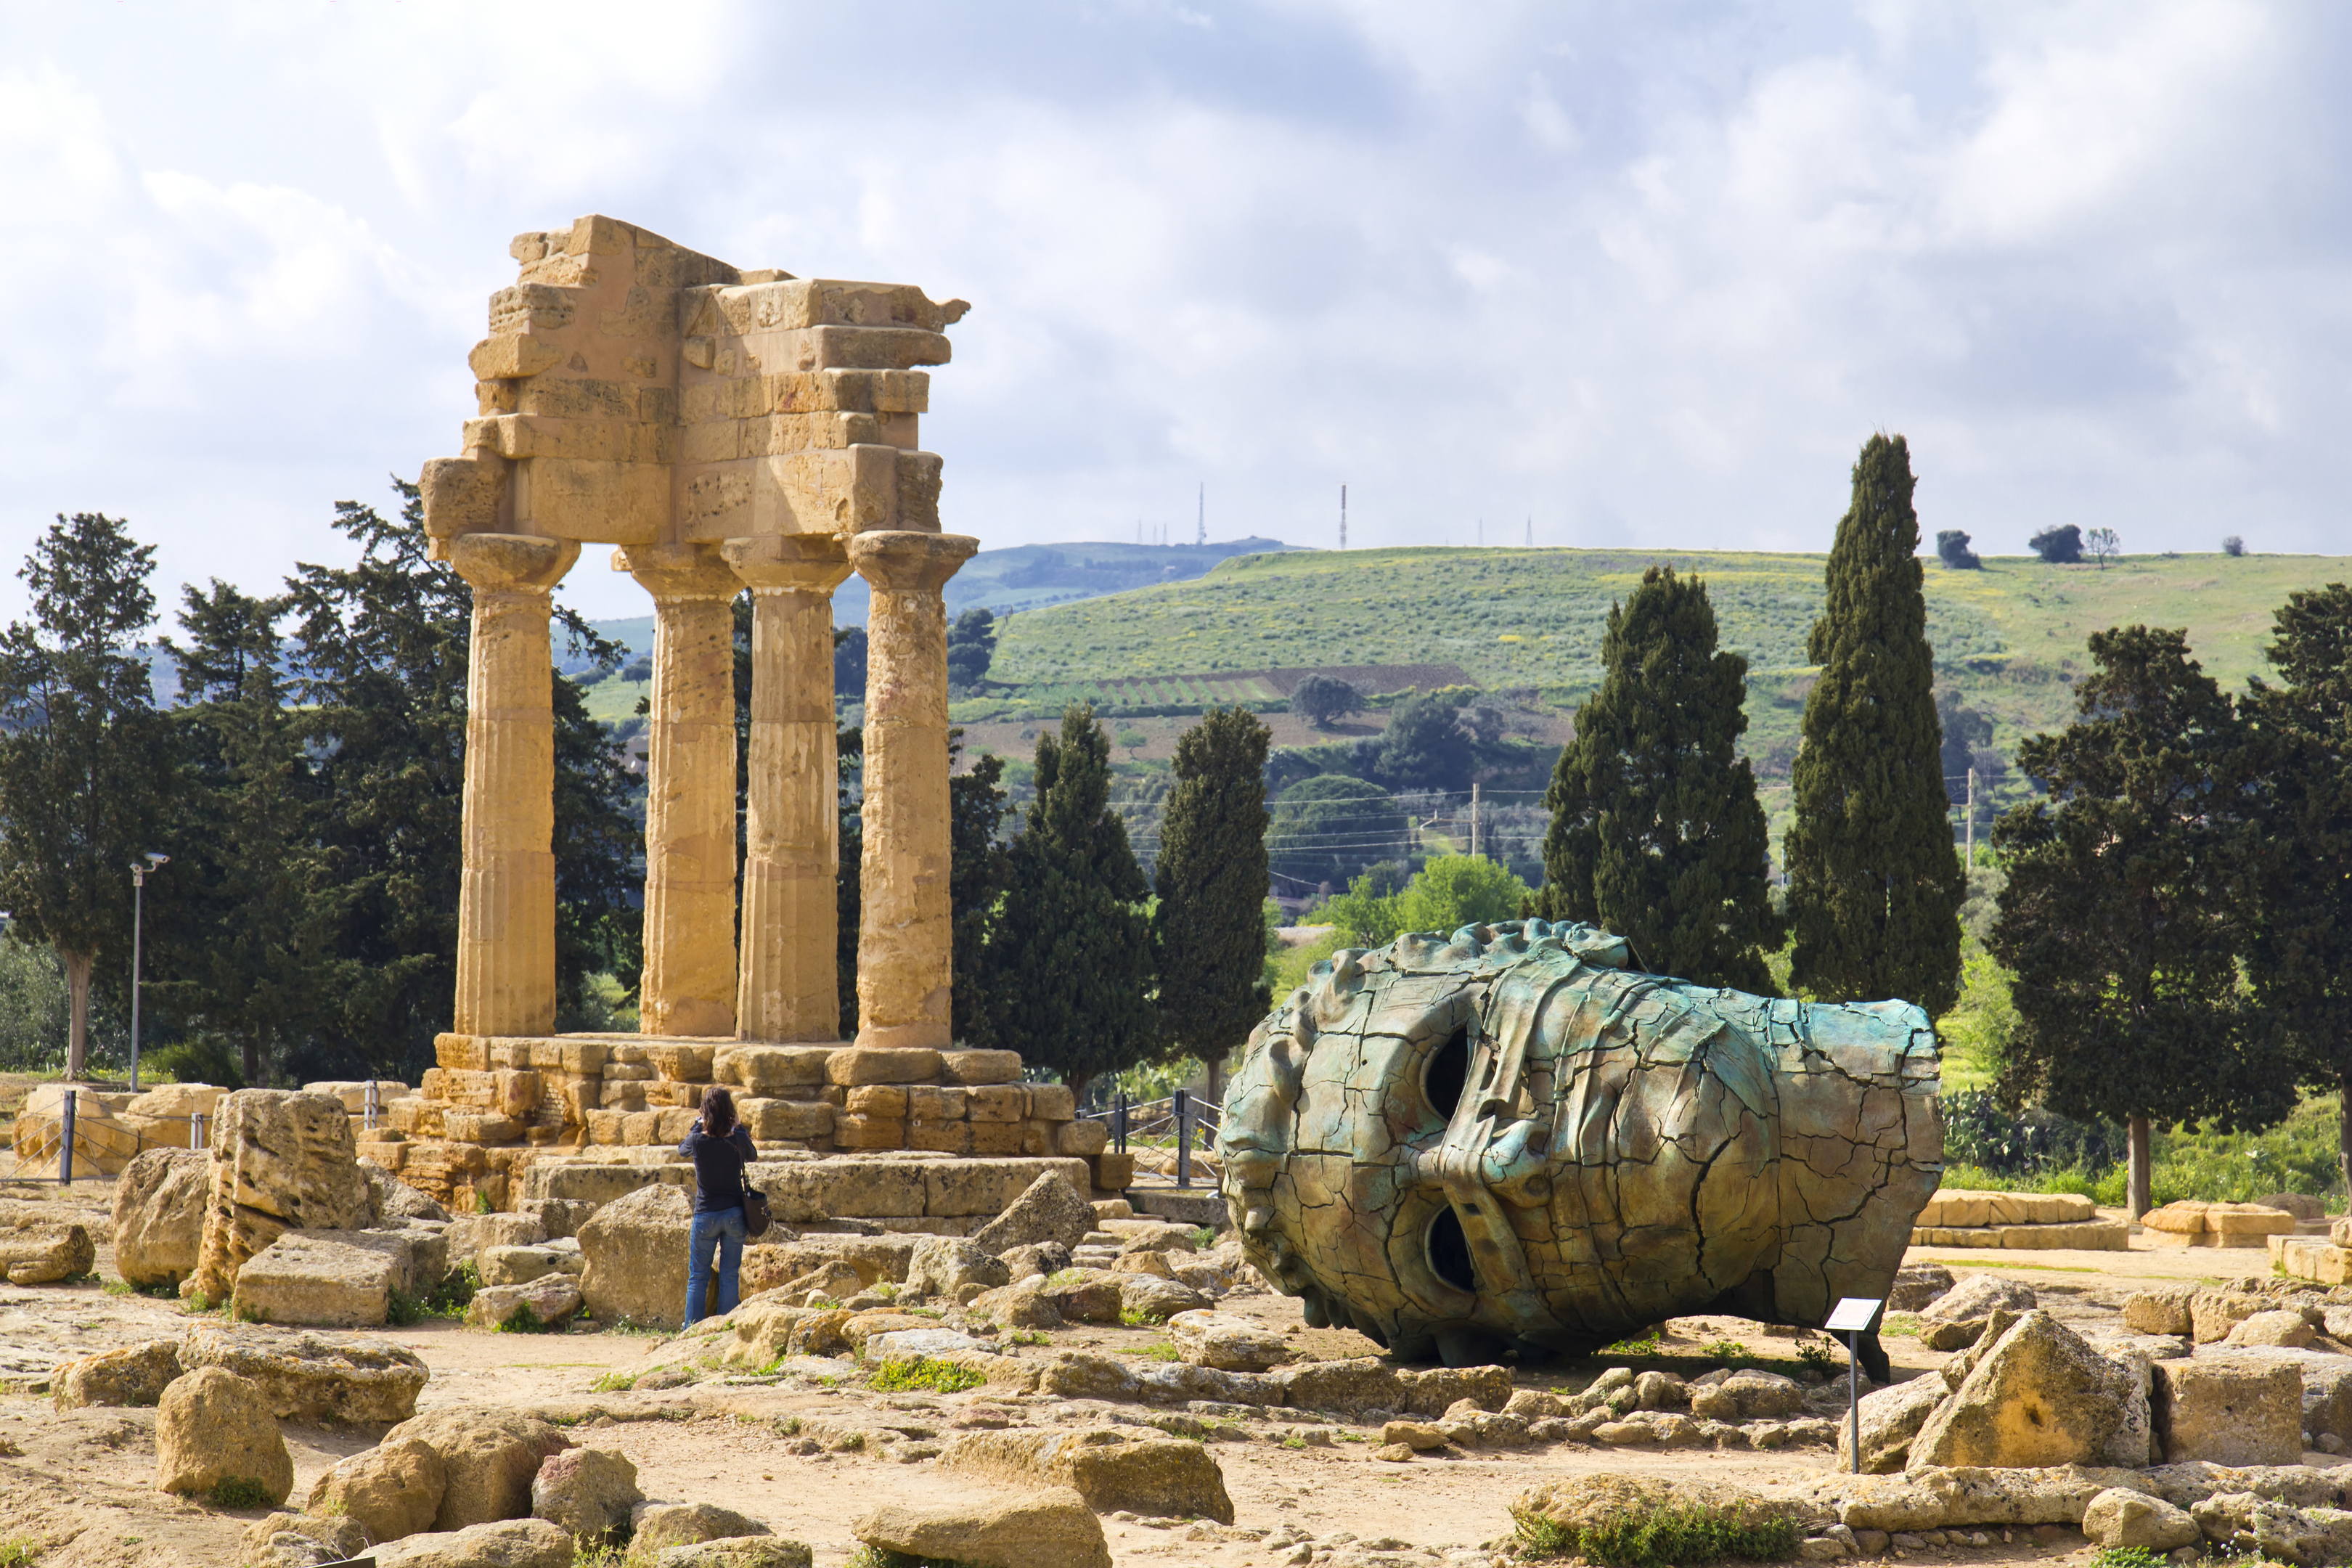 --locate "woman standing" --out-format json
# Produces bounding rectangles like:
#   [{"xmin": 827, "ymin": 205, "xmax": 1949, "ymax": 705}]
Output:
[{"xmin": 679, "ymin": 1085, "xmax": 757, "ymax": 1326}]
